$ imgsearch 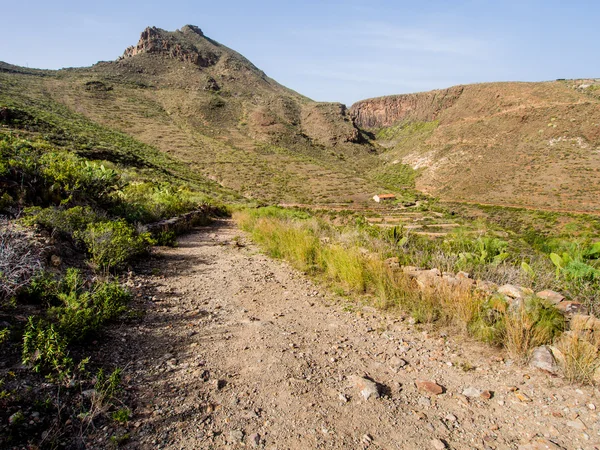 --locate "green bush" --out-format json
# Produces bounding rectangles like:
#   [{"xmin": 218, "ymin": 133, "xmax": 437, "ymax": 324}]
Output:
[
  {"xmin": 77, "ymin": 220, "xmax": 154, "ymax": 270},
  {"xmin": 22, "ymin": 318, "xmax": 72, "ymax": 378},
  {"xmin": 23, "ymin": 206, "xmax": 103, "ymax": 238},
  {"xmin": 155, "ymin": 230, "xmax": 178, "ymax": 247},
  {"xmin": 49, "ymin": 269, "xmax": 130, "ymax": 342}
]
